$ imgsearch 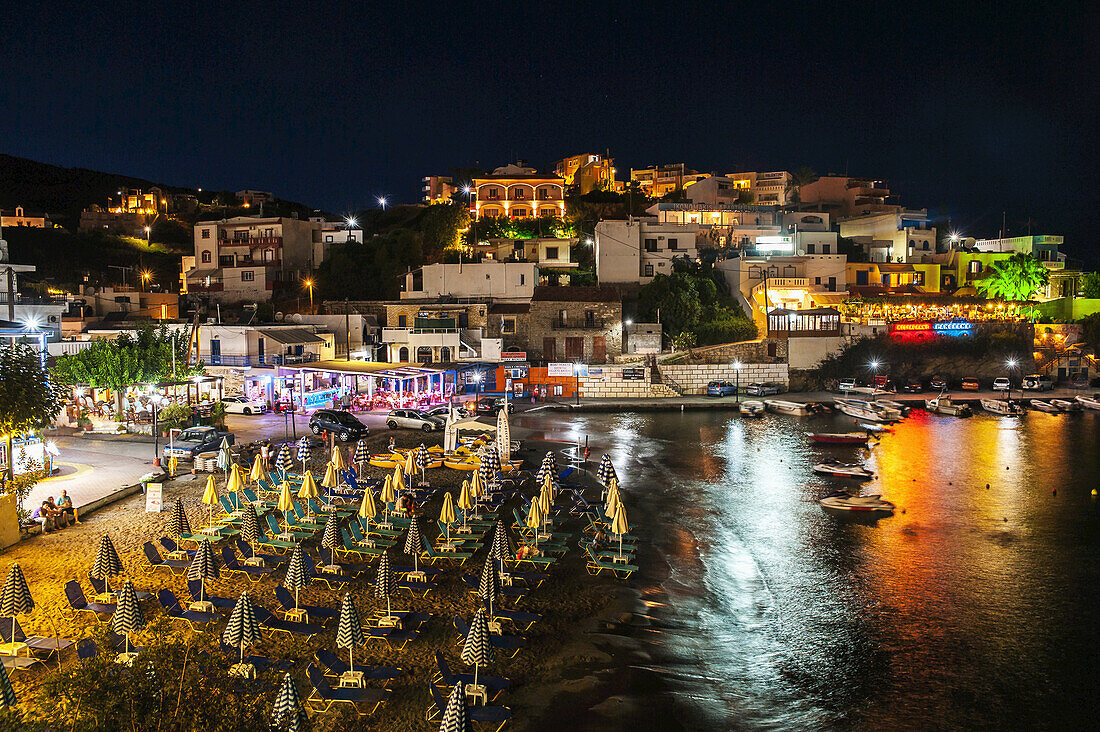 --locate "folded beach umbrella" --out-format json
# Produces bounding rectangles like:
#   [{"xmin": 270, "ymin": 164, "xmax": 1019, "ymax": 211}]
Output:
[
  {"xmin": 0, "ymin": 563, "xmax": 34, "ymax": 656},
  {"xmin": 596, "ymin": 454, "xmax": 617, "ymax": 487},
  {"xmin": 461, "ymin": 608, "xmax": 494, "ymax": 688},
  {"xmin": 416, "ymin": 444, "xmax": 428, "ymax": 478},
  {"xmin": 490, "ymin": 521, "xmax": 513, "ymax": 564},
  {"xmin": 330, "ymin": 444, "xmax": 347, "ymax": 471},
  {"xmin": 485, "ymin": 446, "xmax": 501, "ymax": 475},
  {"xmin": 380, "ymin": 474, "xmax": 397, "ymax": 509},
  {"xmin": 0, "ymin": 659, "xmax": 15, "ymax": 708},
  {"xmin": 297, "ymin": 472, "xmax": 320, "ymax": 518},
  {"xmin": 391, "ymin": 463, "xmax": 405, "ymax": 492},
  {"xmin": 249, "ymin": 454, "xmax": 270, "ymax": 486},
  {"xmin": 217, "ymin": 438, "xmax": 233, "ymax": 476},
  {"xmin": 404, "ymin": 450, "xmax": 415, "ymax": 478},
  {"xmin": 439, "ymin": 492, "xmax": 457, "ymax": 543},
  {"xmin": 201, "ymin": 475, "xmax": 220, "ymax": 523},
  {"xmin": 525, "ymin": 499, "xmax": 543, "ymax": 541},
  {"xmin": 438, "ymin": 681, "xmax": 468, "ymax": 732},
  {"xmin": 604, "ymin": 477, "xmax": 621, "ymax": 519},
  {"xmin": 167, "ymin": 498, "xmax": 192, "ymax": 540},
  {"xmin": 222, "ymin": 591, "xmax": 262, "ymax": 667},
  {"xmin": 296, "ymin": 437, "xmax": 311, "ymax": 469},
  {"xmin": 276, "ymin": 444, "xmax": 293, "ymax": 477},
  {"xmin": 478, "ymin": 558, "xmax": 499, "ymax": 618},
  {"xmin": 610, "ymin": 501, "xmax": 630, "ymax": 559},
  {"xmin": 336, "ymin": 592, "xmax": 365, "ymax": 673},
  {"xmin": 241, "ymin": 503, "xmax": 260, "ymax": 561},
  {"xmin": 353, "ymin": 439, "xmax": 370, "ymax": 470},
  {"xmin": 477, "ymin": 461, "xmax": 493, "ymax": 495},
  {"xmin": 321, "ymin": 463, "xmax": 339, "ymax": 490},
  {"xmin": 187, "ymin": 539, "xmax": 219, "ymax": 604},
  {"xmin": 374, "ymin": 550, "xmax": 396, "ymax": 618},
  {"xmin": 277, "ymin": 482, "xmax": 295, "ymax": 535},
  {"xmin": 403, "ymin": 518, "xmax": 426, "ymax": 574},
  {"xmin": 358, "ymin": 489, "xmax": 378, "ymax": 534},
  {"xmin": 272, "ymin": 671, "xmax": 307, "ymax": 732},
  {"xmin": 226, "ymin": 463, "xmax": 245, "ymax": 497},
  {"xmin": 90, "ymin": 534, "xmax": 123, "ymax": 593},
  {"xmin": 283, "ymin": 544, "xmax": 309, "ymax": 610},
  {"xmin": 111, "ymin": 580, "xmax": 144, "ymax": 656},
  {"xmin": 320, "ymin": 512, "xmax": 340, "ymax": 566},
  {"xmin": 457, "ymin": 481, "xmax": 473, "ymax": 529}
]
